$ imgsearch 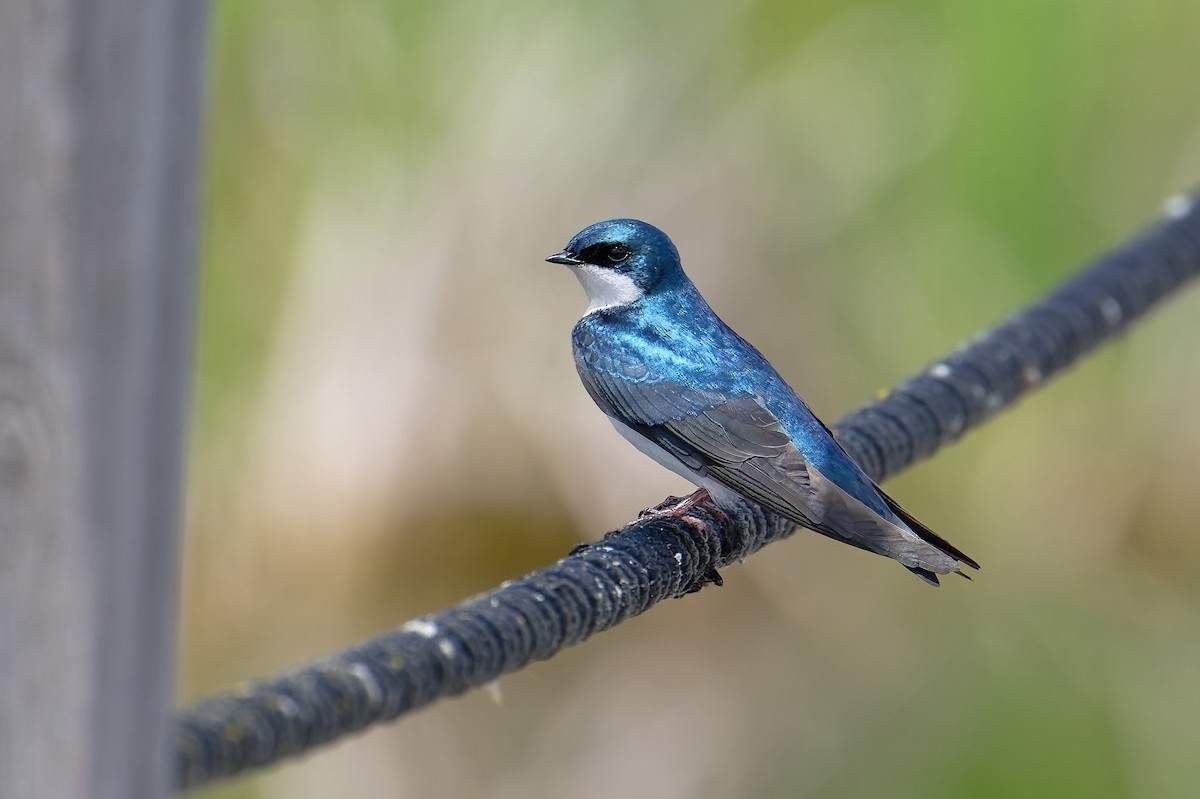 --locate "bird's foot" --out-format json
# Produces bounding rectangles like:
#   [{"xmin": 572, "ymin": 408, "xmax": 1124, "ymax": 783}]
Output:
[
  {"xmin": 682, "ymin": 567, "xmax": 725, "ymax": 594},
  {"xmin": 639, "ymin": 488, "xmax": 729, "ymax": 530},
  {"xmin": 640, "ymin": 493, "xmax": 692, "ymax": 519},
  {"xmin": 639, "ymin": 491, "xmax": 729, "ymax": 593}
]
